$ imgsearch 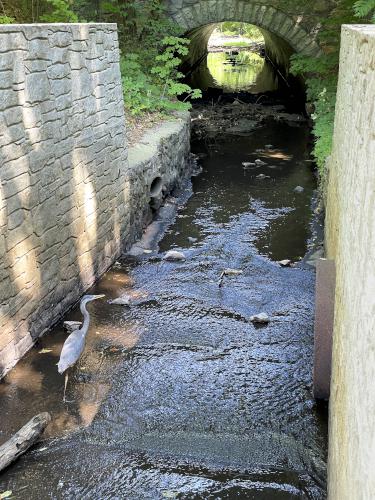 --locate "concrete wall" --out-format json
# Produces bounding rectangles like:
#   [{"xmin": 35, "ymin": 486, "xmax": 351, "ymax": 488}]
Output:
[
  {"xmin": 325, "ymin": 25, "xmax": 375, "ymax": 499},
  {"xmin": 0, "ymin": 23, "xmax": 128, "ymax": 377},
  {"xmin": 0, "ymin": 24, "xmax": 191, "ymax": 378}
]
